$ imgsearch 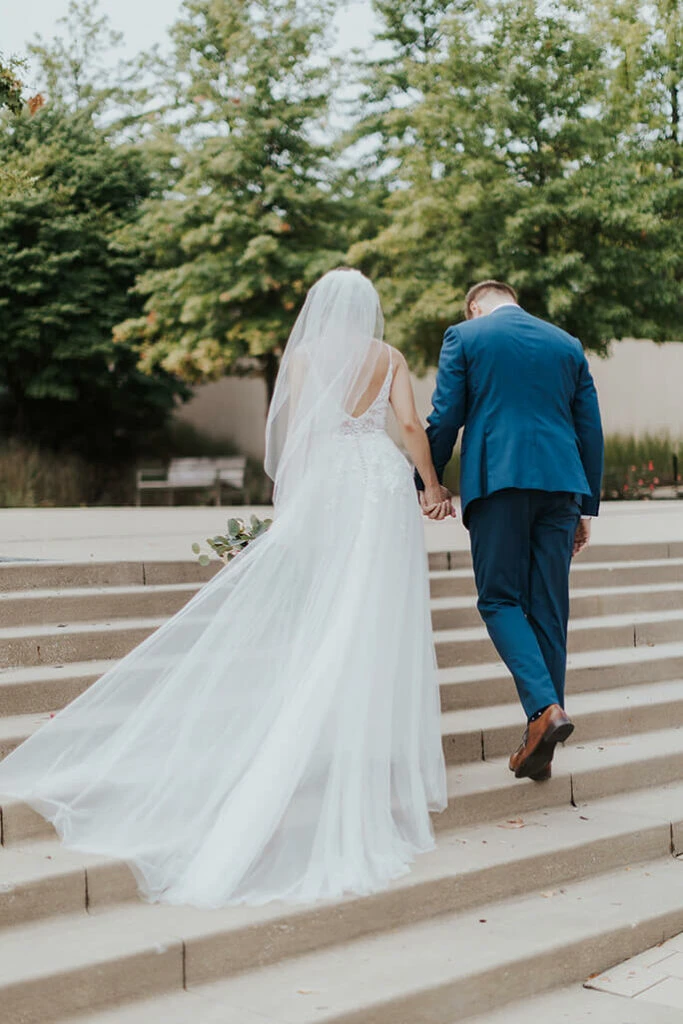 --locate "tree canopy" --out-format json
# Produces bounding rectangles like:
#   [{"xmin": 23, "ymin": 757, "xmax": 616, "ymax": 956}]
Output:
[
  {"xmin": 1, "ymin": 0, "xmax": 681, "ymax": 471},
  {"xmin": 114, "ymin": 0, "xmax": 351, "ymax": 401},
  {"xmin": 349, "ymin": 0, "xmax": 683, "ymax": 362},
  {"xmin": 0, "ymin": 8, "xmax": 187, "ymax": 459}
]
